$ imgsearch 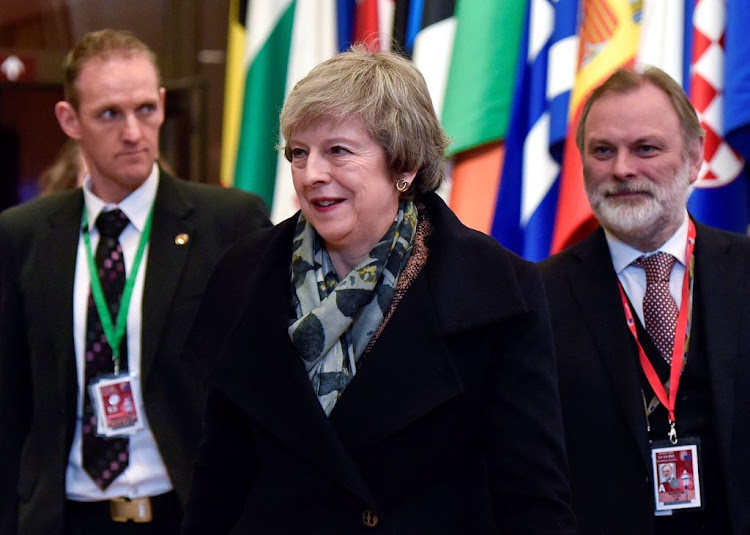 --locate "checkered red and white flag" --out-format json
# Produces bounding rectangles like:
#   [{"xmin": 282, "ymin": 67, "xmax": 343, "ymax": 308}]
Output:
[{"xmin": 690, "ymin": 0, "xmax": 744, "ymax": 188}]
